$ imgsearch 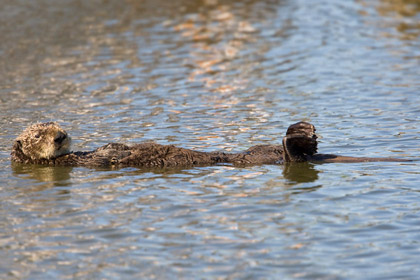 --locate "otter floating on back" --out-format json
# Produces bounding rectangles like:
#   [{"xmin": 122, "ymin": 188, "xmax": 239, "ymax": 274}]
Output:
[{"xmin": 11, "ymin": 122, "xmax": 409, "ymax": 168}]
